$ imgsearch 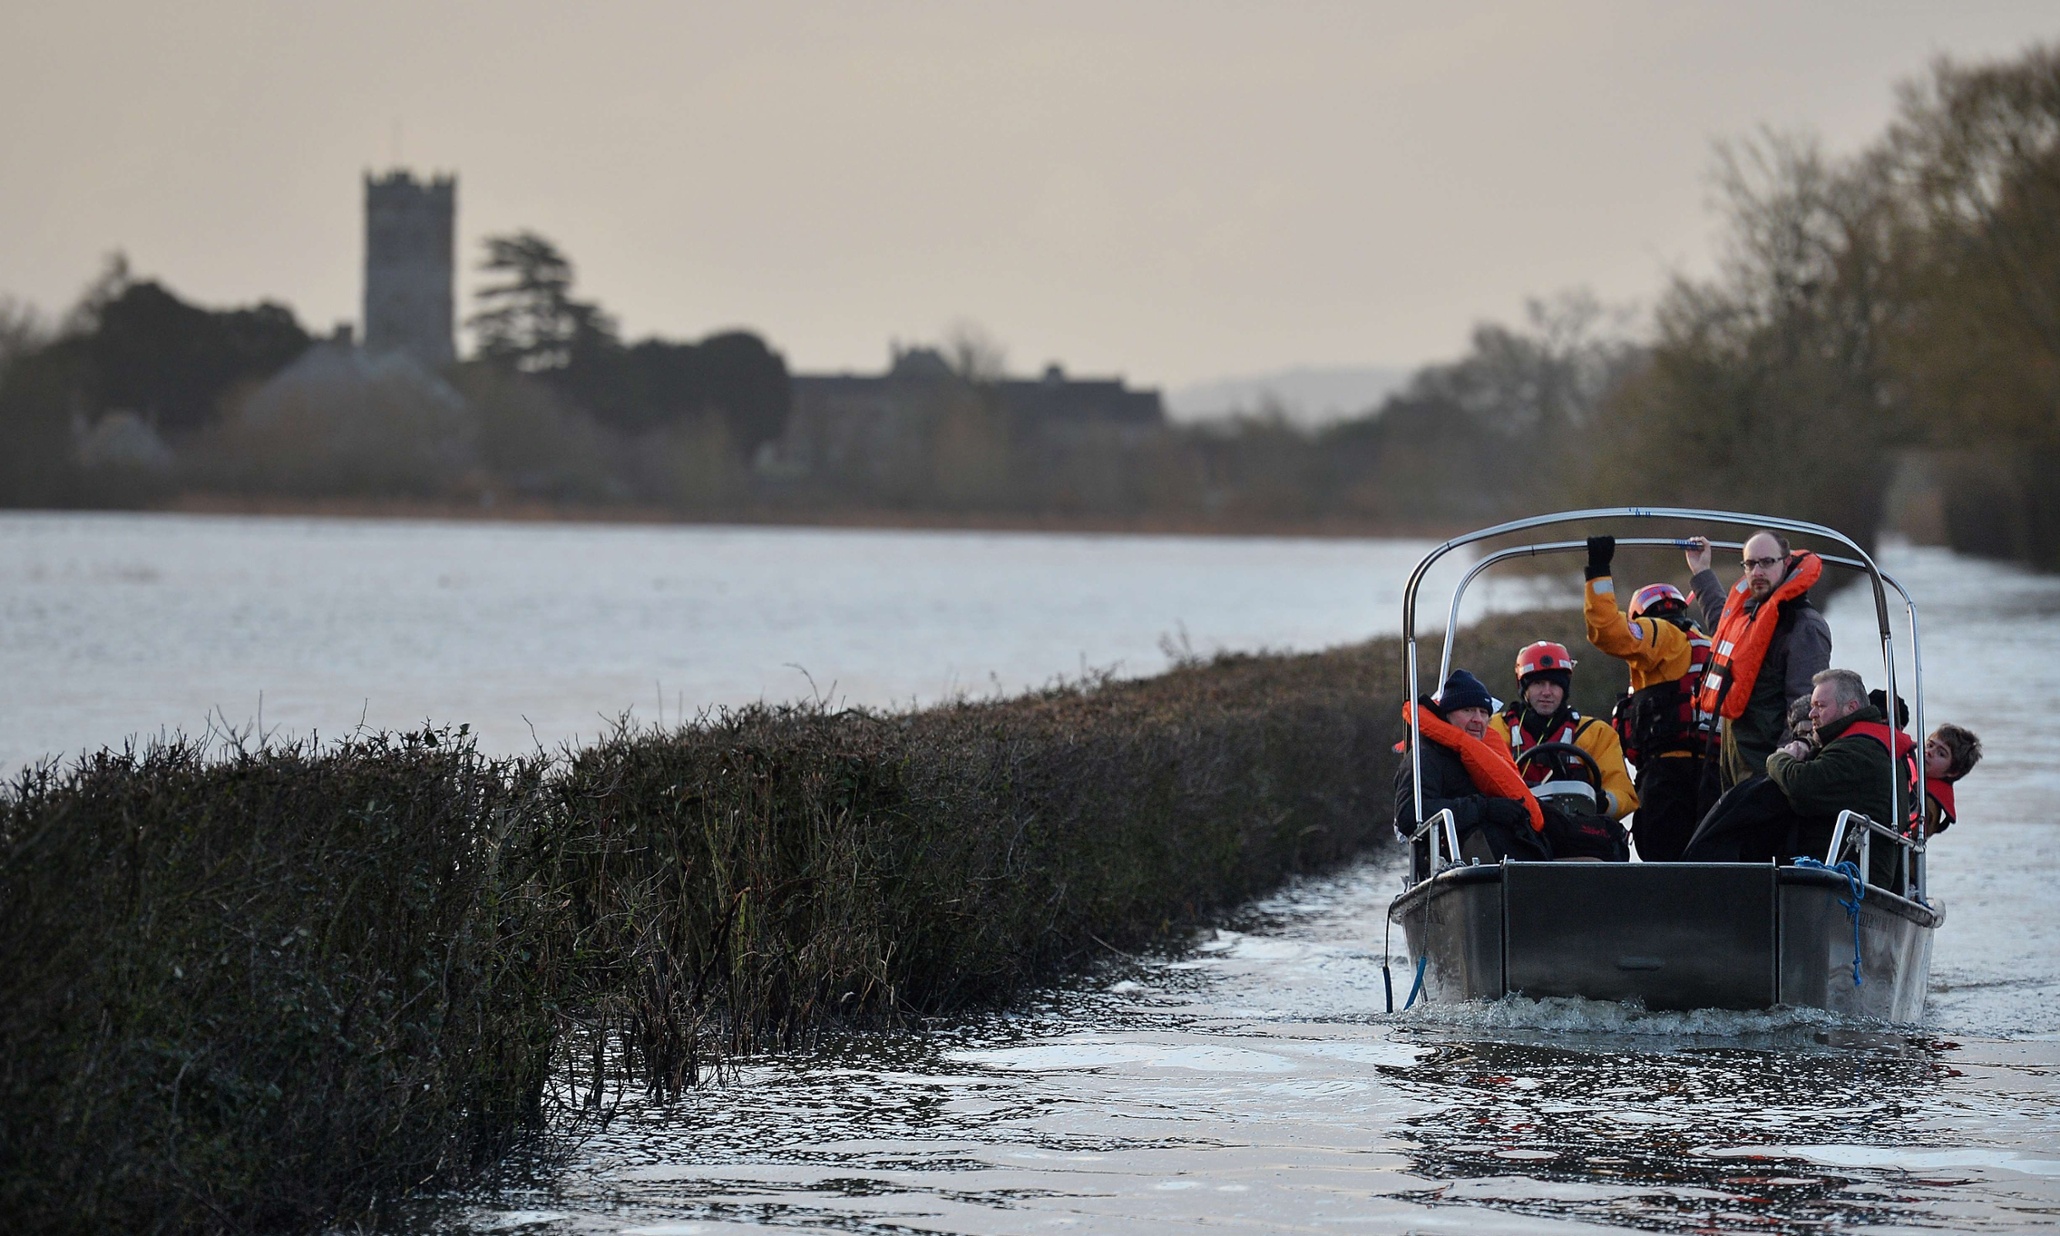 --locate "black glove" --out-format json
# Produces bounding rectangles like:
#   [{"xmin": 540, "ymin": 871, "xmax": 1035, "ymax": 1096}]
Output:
[
  {"xmin": 1483, "ymin": 798, "xmax": 1533, "ymax": 831},
  {"xmin": 1585, "ymin": 534, "xmax": 1615, "ymax": 580}
]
